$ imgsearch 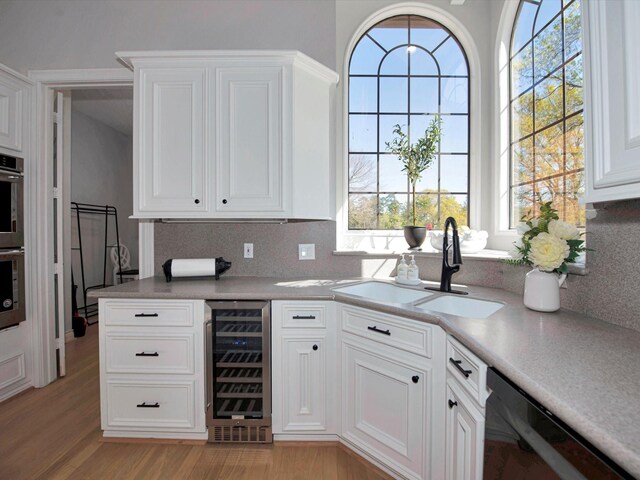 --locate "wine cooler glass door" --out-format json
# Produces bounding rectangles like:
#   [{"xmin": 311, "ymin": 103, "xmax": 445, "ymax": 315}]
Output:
[{"xmin": 210, "ymin": 302, "xmax": 270, "ymax": 423}]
